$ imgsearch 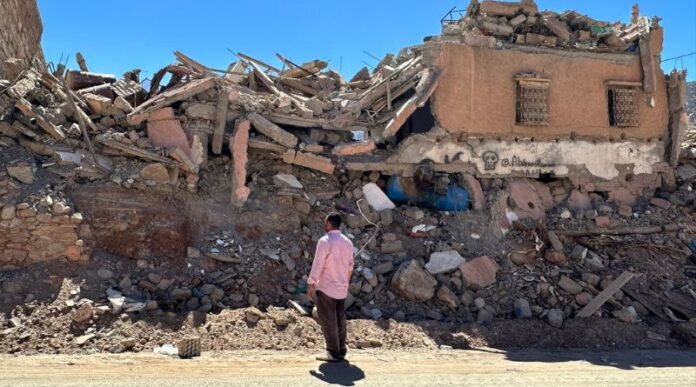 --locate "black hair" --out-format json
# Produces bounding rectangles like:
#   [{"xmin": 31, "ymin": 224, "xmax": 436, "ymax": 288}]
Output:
[{"xmin": 325, "ymin": 212, "xmax": 342, "ymax": 229}]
